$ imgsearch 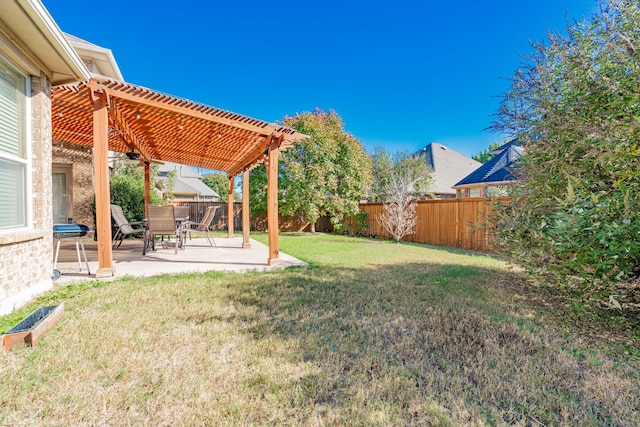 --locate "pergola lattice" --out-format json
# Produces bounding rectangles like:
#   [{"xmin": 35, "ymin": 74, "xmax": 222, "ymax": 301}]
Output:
[{"xmin": 52, "ymin": 77, "xmax": 306, "ymax": 276}]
